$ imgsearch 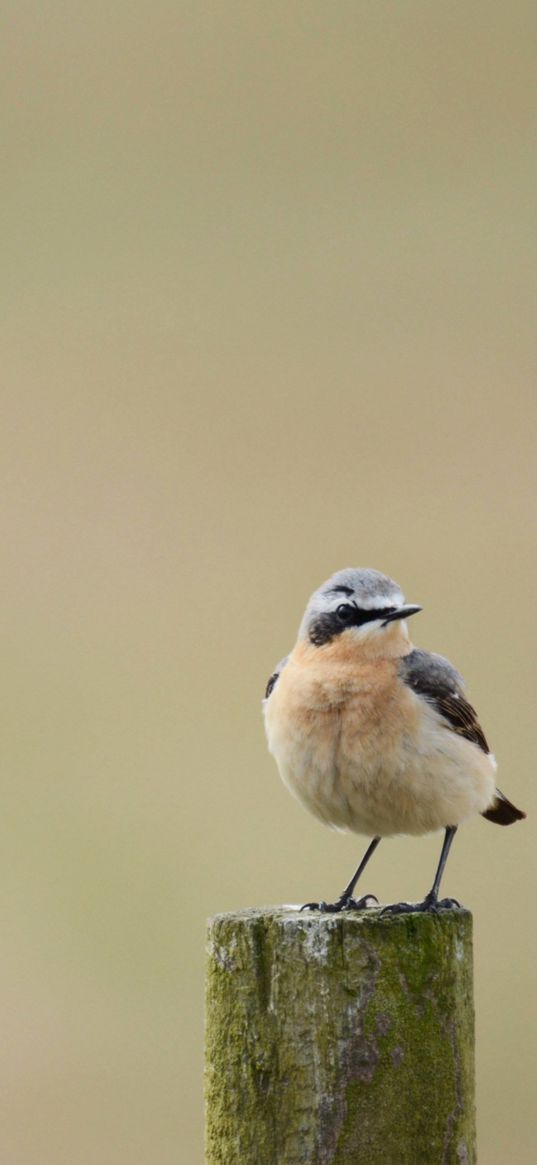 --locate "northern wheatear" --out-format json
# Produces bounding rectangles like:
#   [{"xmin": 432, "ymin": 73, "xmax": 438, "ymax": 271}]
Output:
[{"xmin": 263, "ymin": 567, "xmax": 525, "ymax": 914}]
